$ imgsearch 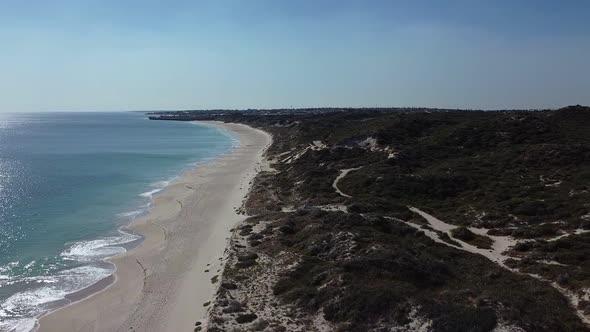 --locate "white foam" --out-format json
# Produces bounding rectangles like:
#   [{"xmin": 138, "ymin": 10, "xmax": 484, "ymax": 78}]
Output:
[
  {"xmin": 0, "ymin": 234, "xmax": 138, "ymax": 326},
  {"xmin": 153, "ymin": 180, "xmax": 170, "ymax": 187},
  {"xmin": 22, "ymin": 261, "xmax": 35, "ymax": 271},
  {"xmin": 138, "ymin": 180, "xmax": 172, "ymax": 199},
  {"xmin": 61, "ymin": 230, "xmax": 140, "ymax": 262},
  {"xmin": 0, "ymin": 261, "xmax": 20, "ymax": 286},
  {"xmin": 116, "ymin": 210, "xmax": 143, "ymax": 218},
  {"xmin": 0, "ymin": 317, "xmax": 36, "ymax": 332},
  {"xmin": 6, "ymin": 261, "xmax": 19, "ymax": 269},
  {"xmin": 0, "ymin": 265, "xmax": 112, "ymax": 332},
  {"xmin": 138, "ymin": 188, "xmax": 162, "ymax": 198}
]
